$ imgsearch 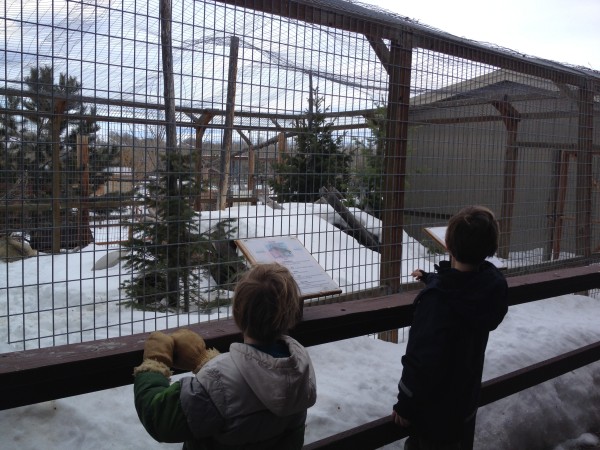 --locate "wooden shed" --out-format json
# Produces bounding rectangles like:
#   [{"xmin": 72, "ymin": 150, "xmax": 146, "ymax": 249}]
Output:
[{"xmin": 405, "ymin": 69, "xmax": 600, "ymax": 260}]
